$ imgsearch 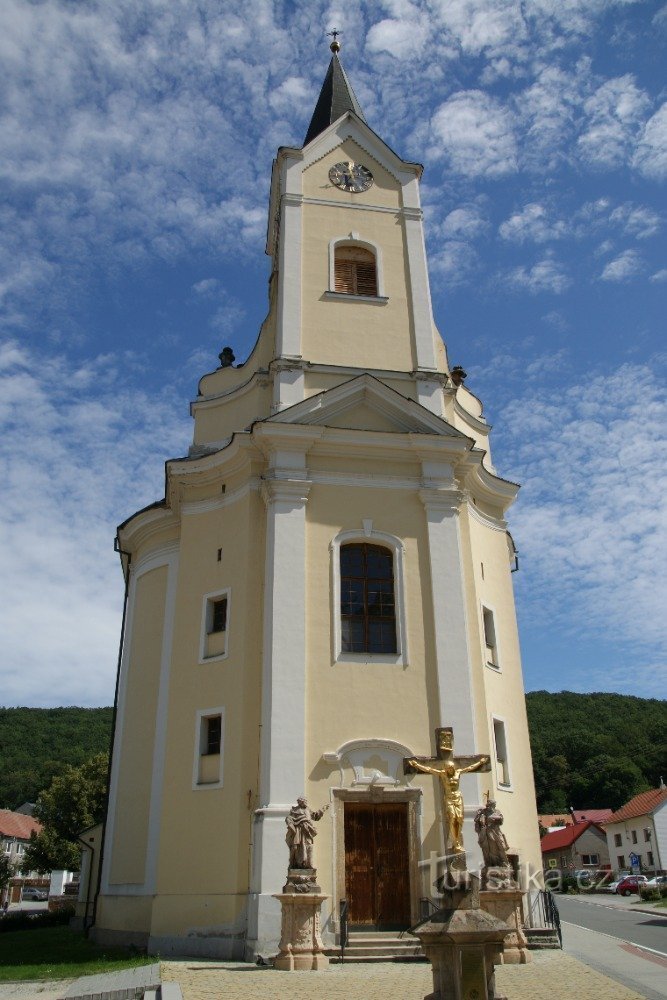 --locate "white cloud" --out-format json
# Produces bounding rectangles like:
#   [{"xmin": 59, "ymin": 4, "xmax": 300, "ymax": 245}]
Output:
[
  {"xmin": 430, "ymin": 0, "xmax": 527, "ymax": 58},
  {"xmin": 600, "ymin": 249, "xmax": 643, "ymax": 281},
  {"xmin": 441, "ymin": 203, "xmax": 488, "ymax": 239},
  {"xmin": 650, "ymin": 268, "xmax": 667, "ymax": 283},
  {"xmin": 577, "ymin": 75, "xmax": 651, "ymax": 169},
  {"xmin": 0, "ymin": 340, "xmax": 191, "ymax": 706},
  {"xmin": 499, "ymin": 203, "xmax": 568, "ymax": 243},
  {"xmin": 609, "ymin": 203, "xmax": 661, "ymax": 239},
  {"xmin": 429, "ymin": 240, "xmax": 478, "ymax": 285},
  {"xmin": 366, "ymin": 13, "xmax": 431, "ymax": 58},
  {"xmin": 506, "ymin": 256, "xmax": 570, "ymax": 293},
  {"xmin": 429, "ymin": 90, "xmax": 517, "ymax": 176},
  {"xmin": 633, "ymin": 102, "xmax": 667, "ymax": 180},
  {"xmin": 498, "ymin": 363, "xmax": 667, "ymax": 669}
]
